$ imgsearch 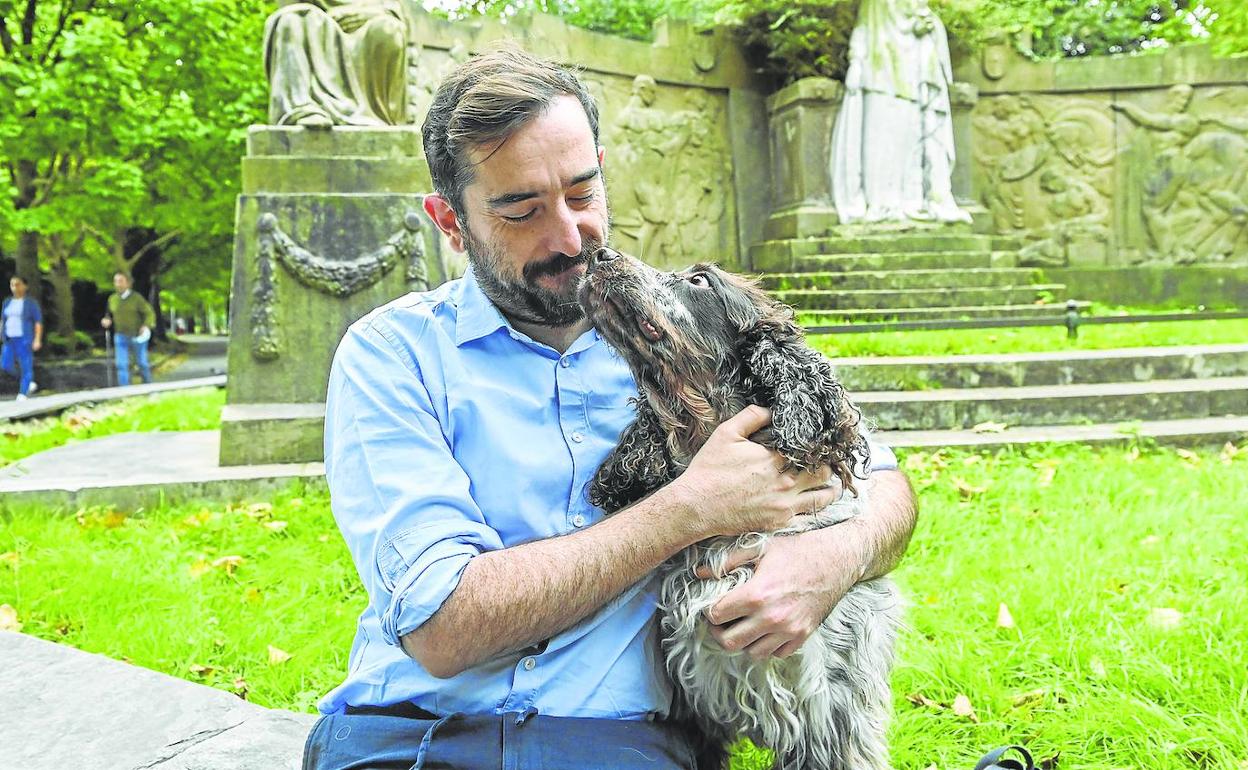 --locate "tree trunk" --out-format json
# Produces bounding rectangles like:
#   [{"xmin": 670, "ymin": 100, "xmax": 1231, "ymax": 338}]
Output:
[
  {"xmin": 46, "ymin": 236, "xmax": 78, "ymax": 355},
  {"xmin": 13, "ymin": 160, "xmax": 41, "ymax": 302}
]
